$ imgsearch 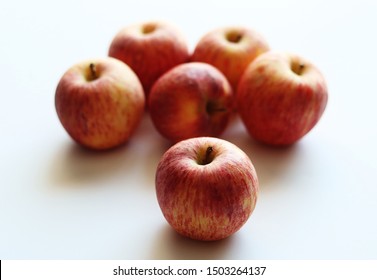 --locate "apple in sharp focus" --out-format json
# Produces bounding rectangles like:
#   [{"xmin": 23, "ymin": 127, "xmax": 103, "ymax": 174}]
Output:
[
  {"xmin": 191, "ymin": 26, "xmax": 269, "ymax": 92},
  {"xmin": 237, "ymin": 51, "xmax": 328, "ymax": 146},
  {"xmin": 149, "ymin": 62, "xmax": 234, "ymax": 143},
  {"xmin": 55, "ymin": 57, "xmax": 145, "ymax": 150},
  {"xmin": 155, "ymin": 137, "xmax": 259, "ymax": 241},
  {"xmin": 108, "ymin": 21, "xmax": 190, "ymax": 99}
]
